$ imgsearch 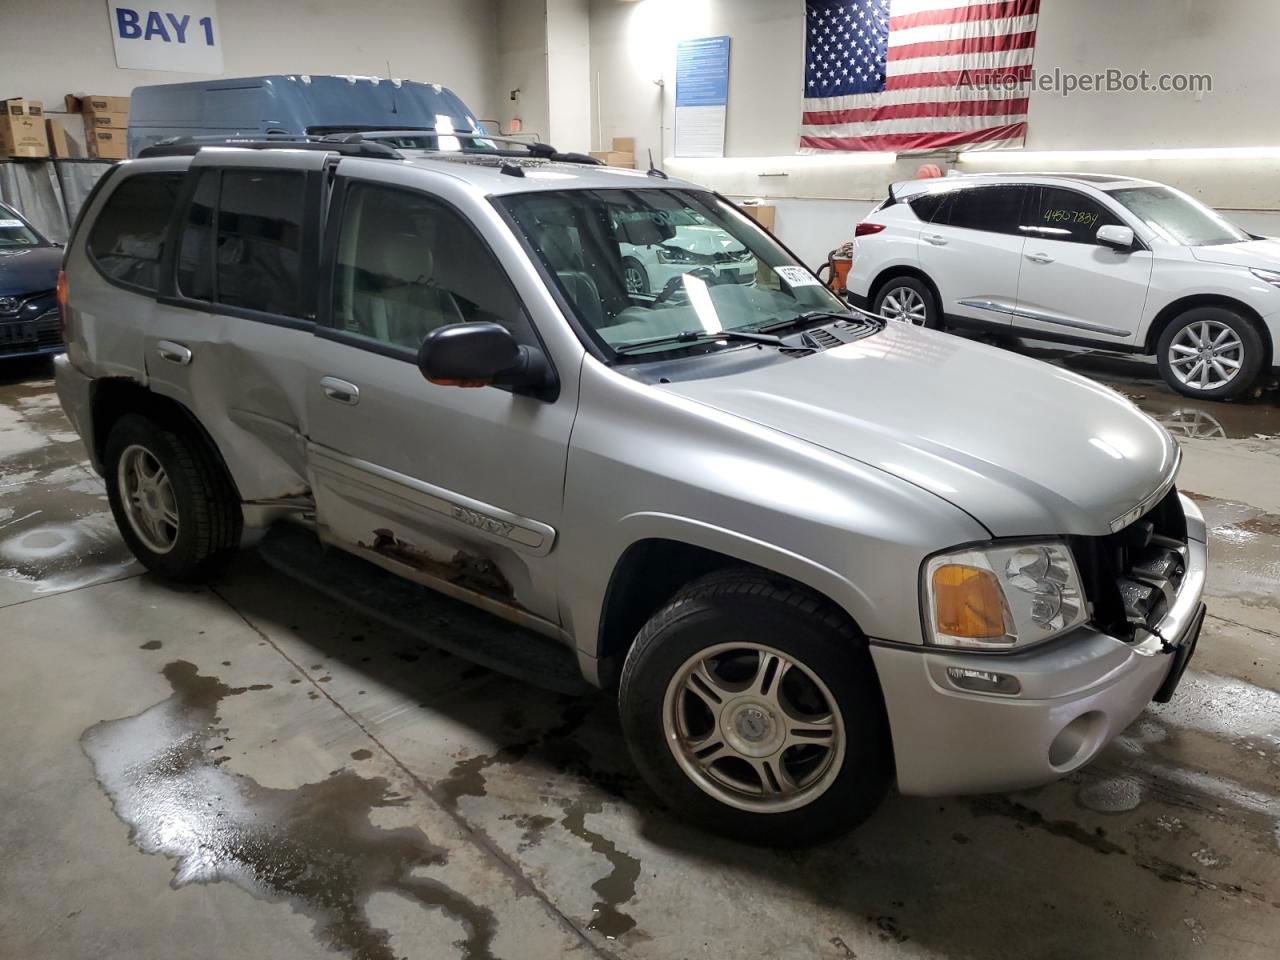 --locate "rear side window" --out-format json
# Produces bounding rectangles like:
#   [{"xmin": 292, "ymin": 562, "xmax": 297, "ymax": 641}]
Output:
[
  {"xmin": 908, "ymin": 192, "xmax": 947, "ymax": 222},
  {"xmin": 1032, "ymin": 187, "xmax": 1123, "ymax": 244},
  {"xmin": 87, "ymin": 173, "xmax": 184, "ymax": 291},
  {"xmin": 938, "ymin": 185, "xmax": 1027, "ymax": 235},
  {"xmin": 175, "ymin": 168, "xmax": 308, "ymax": 318}
]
